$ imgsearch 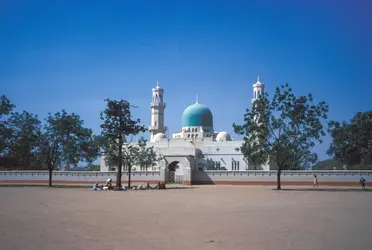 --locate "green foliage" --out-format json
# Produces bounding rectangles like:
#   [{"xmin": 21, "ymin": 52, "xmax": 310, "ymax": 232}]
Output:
[
  {"xmin": 0, "ymin": 95, "xmax": 16, "ymax": 154},
  {"xmin": 328, "ymin": 111, "xmax": 372, "ymax": 168},
  {"xmin": 233, "ymin": 83, "xmax": 328, "ymax": 189},
  {"xmin": 100, "ymin": 99, "xmax": 146, "ymax": 187},
  {"xmin": 134, "ymin": 137, "xmax": 158, "ymax": 171},
  {"xmin": 5, "ymin": 111, "xmax": 41, "ymax": 167},
  {"xmin": 312, "ymin": 159, "xmax": 343, "ymax": 170},
  {"xmin": 0, "ymin": 95, "xmax": 15, "ymax": 116},
  {"xmin": 37, "ymin": 110, "xmax": 99, "ymax": 186},
  {"xmin": 1, "ymin": 96, "xmax": 42, "ymax": 168}
]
